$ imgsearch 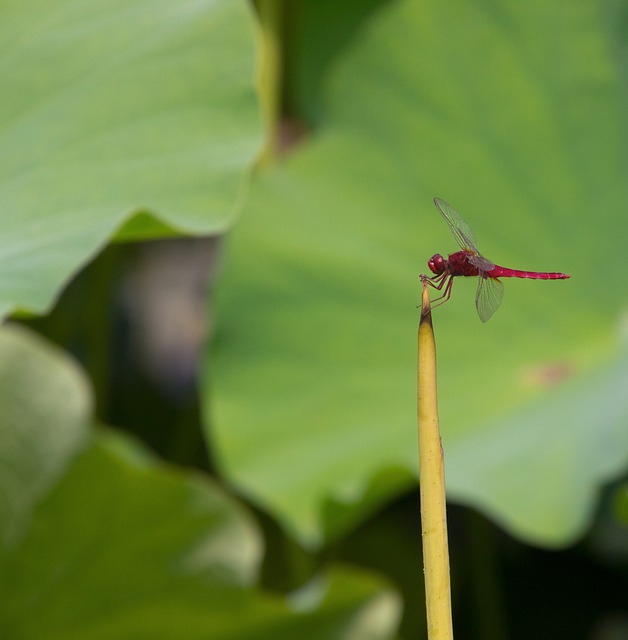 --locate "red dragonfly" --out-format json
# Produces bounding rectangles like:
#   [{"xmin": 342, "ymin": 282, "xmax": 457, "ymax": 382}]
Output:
[{"xmin": 423, "ymin": 198, "xmax": 570, "ymax": 322}]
